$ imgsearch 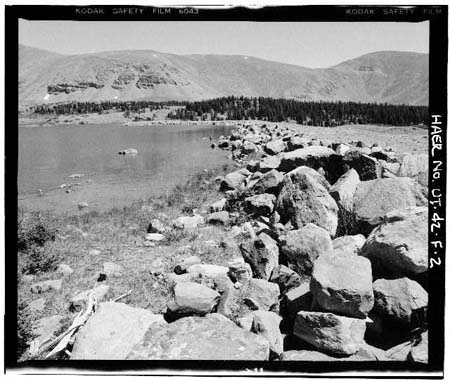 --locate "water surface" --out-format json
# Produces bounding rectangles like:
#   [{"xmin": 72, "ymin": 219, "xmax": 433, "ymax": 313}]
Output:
[{"xmin": 18, "ymin": 124, "xmax": 232, "ymax": 211}]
